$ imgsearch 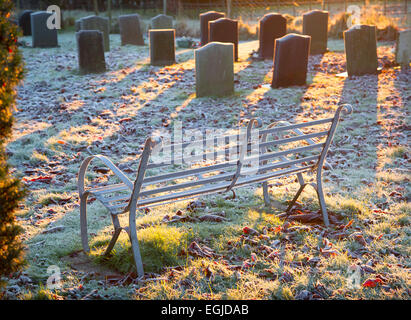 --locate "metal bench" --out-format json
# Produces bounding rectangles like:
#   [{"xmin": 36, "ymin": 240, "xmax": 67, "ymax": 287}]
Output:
[{"xmin": 78, "ymin": 104, "xmax": 352, "ymax": 277}]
